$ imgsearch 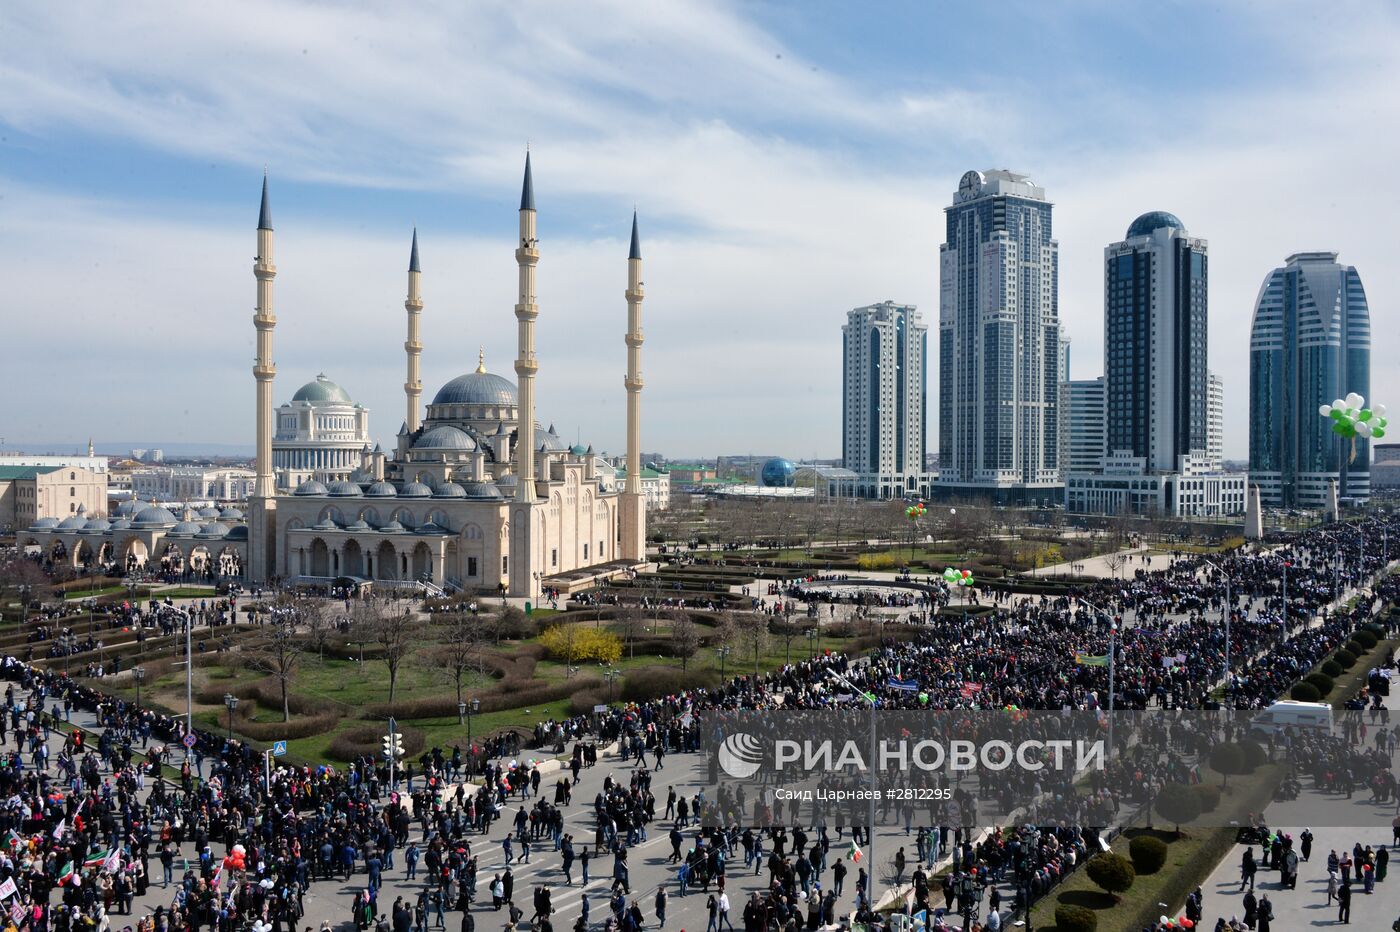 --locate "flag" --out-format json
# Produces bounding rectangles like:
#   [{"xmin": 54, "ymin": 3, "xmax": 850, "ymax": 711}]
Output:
[
  {"xmin": 102, "ymin": 848, "xmax": 121, "ymax": 873},
  {"xmin": 4, "ymin": 831, "xmax": 20, "ymax": 851},
  {"xmin": 56, "ymin": 863, "xmax": 74, "ymax": 886},
  {"xmin": 1074, "ymin": 653, "xmax": 1109, "ymax": 667},
  {"xmin": 82, "ymin": 850, "xmax": 109, "ymax": 869},
  {"xmin": 51, "ymin": 822, "xmax": 64, "ymax": 841},
  {"xmin": 849, "ymin": 843, "xmax": 863, "ymax": 863}
]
